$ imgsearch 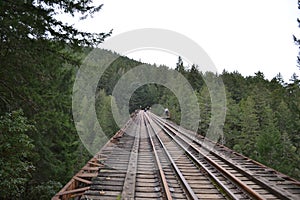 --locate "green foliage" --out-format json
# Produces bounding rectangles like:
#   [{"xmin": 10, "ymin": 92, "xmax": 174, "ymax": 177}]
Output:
[
  {"xmin": 197, "ymin": 85, "xmax": 211, "ymax": 135},
  {"xmin": 129, "ymin": 84, "xmax": 160, "ymax": 113},
  {"xmin": 255, "ymin": 106, "xmax": 281, "ymax": 159},
  {"xmin": 158, "ymin": 86, "xmax": 181, "ymax": 123},
  {"xmin": 25, "ymin": 181, "xmax": 63, "ymax": 200},
  {"xmin": 0, "ymin": 2, "xmax": 299, "ymax": 198},
  {"xmin": 187, "ymin": 65, "xmax": 204, "ymax": 91},
  {"xmin": 235, "ymin": 96, "xmax": 259, "ymax": 155},
  {"xmin": 0, "ymin": 110, "xmax": 35, "ymax": 199},
  {"xmin": 221, "ymin": 70, "xmax": 247, "ymax": 102},
  {"xmin": 96, "ymin": 89, "xmax": 119, "ymax": 138},
  {"xmin": 155, "ymin": 61, "xmax": 300, "ymax": 180},
  {"xmin": 175, "ymin": 56, "xmax": 185, "ymax": 73},
  {"xmin": 223, "ymin": 91, "xmax": 241, "ymax": 147},
  {"xmin": 0, "ymin": 1, "xmax": 110, "ymax": 199}
]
